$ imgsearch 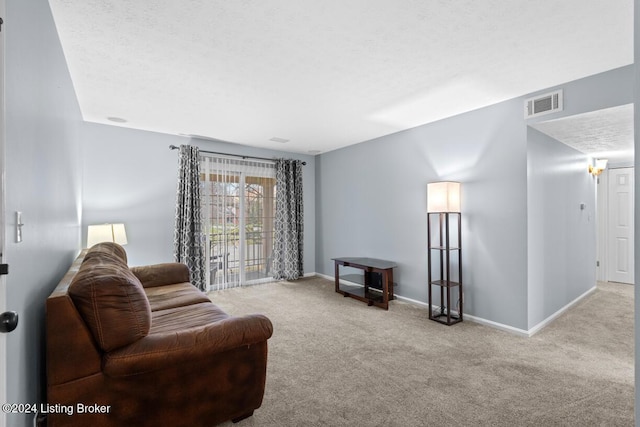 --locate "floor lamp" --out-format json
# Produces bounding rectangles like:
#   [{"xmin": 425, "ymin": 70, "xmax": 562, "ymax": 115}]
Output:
[{"xmin": 427, "ymin": 182, "xmax": 463, "ymax": 325}]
